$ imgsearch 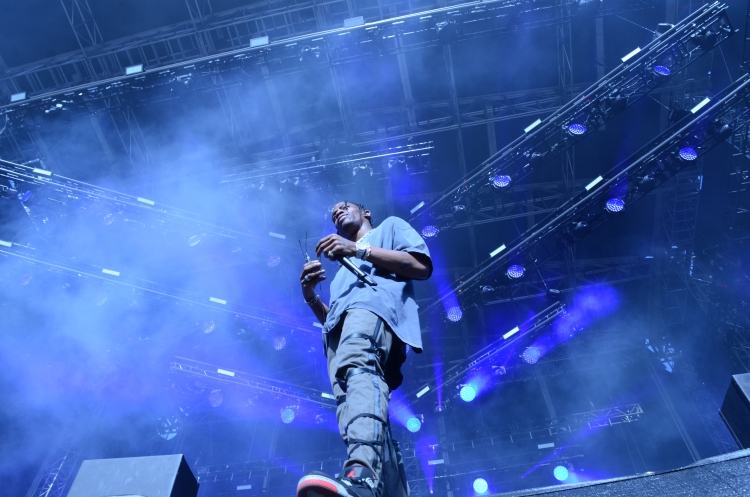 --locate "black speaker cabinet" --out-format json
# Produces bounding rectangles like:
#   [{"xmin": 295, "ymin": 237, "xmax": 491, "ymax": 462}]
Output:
[
  {"xmin": 720, "ymin": 373, "xmax": 750, "ymax": 449},
  {"xmin": 67, "ymin": 454, "xmax": 198, "ymax": 497}
]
